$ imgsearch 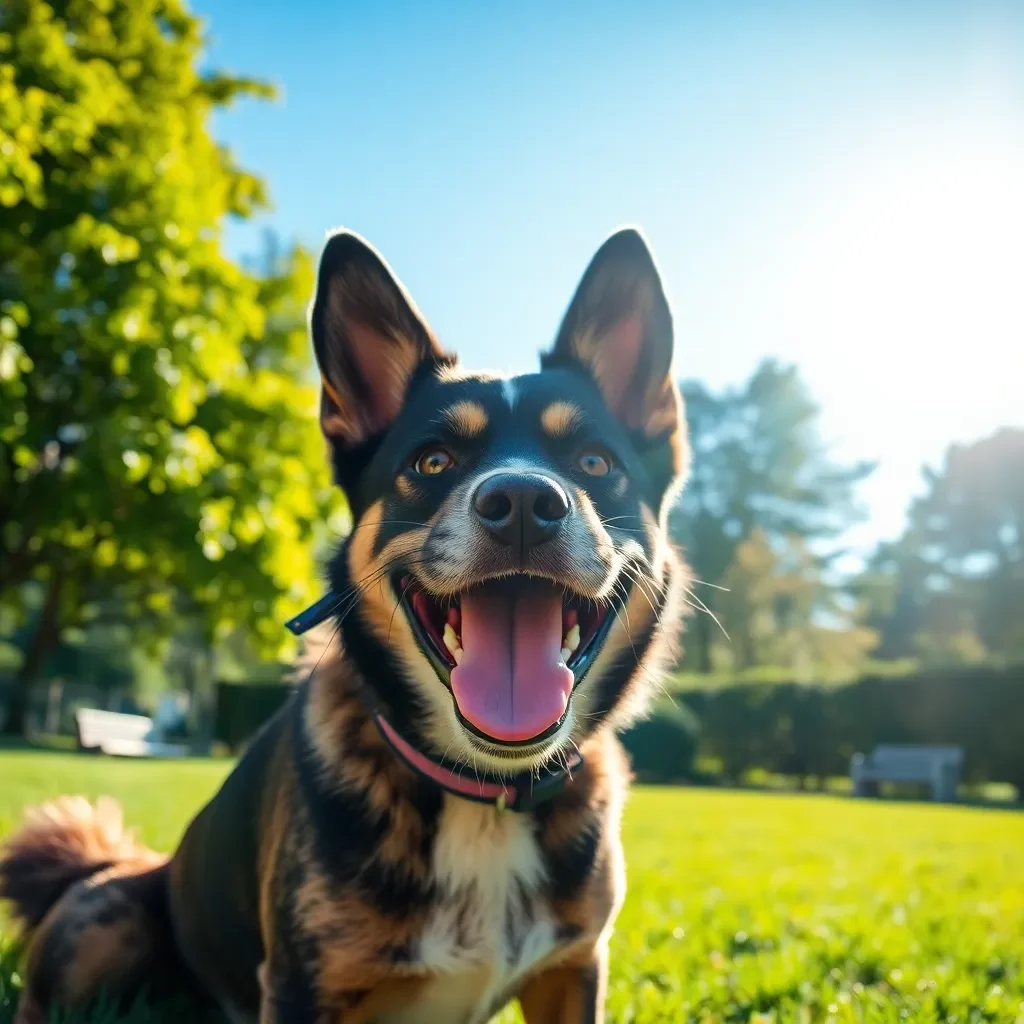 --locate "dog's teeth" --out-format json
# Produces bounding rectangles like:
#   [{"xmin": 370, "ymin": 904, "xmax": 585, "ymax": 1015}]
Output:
[
  {"xmin": 443, "ymin": 624, "xmax": 459, "ymax": 653},
  {"xmin": 443, "ymin": 624, "xmax": 464, "ymax": 664},
  {"xmin": 559, "ymin": 623, "xmax": 581, "ymax": 662}
]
